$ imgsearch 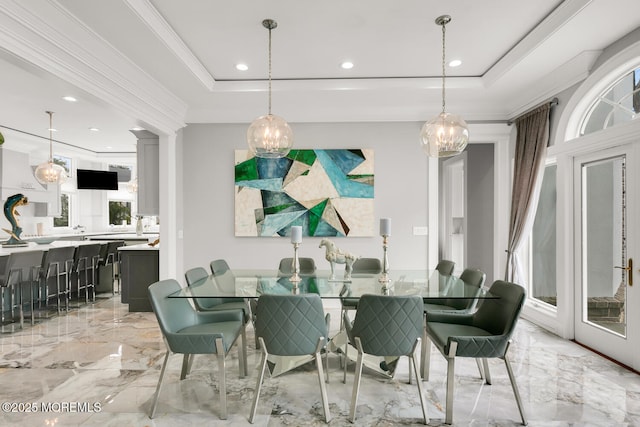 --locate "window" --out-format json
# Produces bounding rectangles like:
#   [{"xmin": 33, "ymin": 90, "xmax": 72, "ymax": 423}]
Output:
[
  {"xmin": 109, "ymin": 201, "xmax": 132, "ymax": 225},
  {"xmin": 581, "ymin": 66, "xmax": 640, "ymax": 136},
  {"xmin": 54, "ymin": 193, "xmax": 70, "ymax": 227},
  {"xmin": 53, "ymin": 155, "xmax": 71, "ymax": 175},
  {"xmin": 529, "ymin": 164, "xmax": 557, "ymax": 307}
]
